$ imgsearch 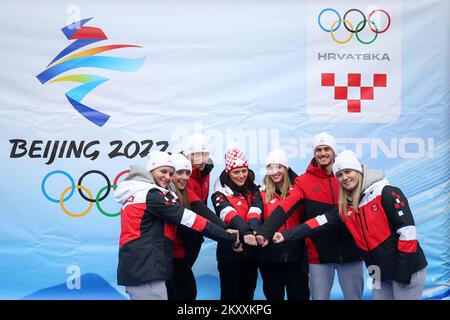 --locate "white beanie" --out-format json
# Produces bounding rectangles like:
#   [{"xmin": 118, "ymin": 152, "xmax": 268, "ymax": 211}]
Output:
[
  {"xmin": 265, "ymin": 149, "xmax": 289, "ymax": 169},
  {"xmin": 313, "ymin": 132, "xmax": 337, "ymax": 154},
  {"xmin": 184, "ymin": 133, "xmax": 210, "ymax": 156},
  {"xmin": 171, "ymin": 153, "xmax": 192, "ymax": 173},
  {"xmin": 332, "ymin": 150, "xmax": 363, "ymax": 176},
  {"xmin": 146, "ymin": 151, "xmax": 175, "ymax": 172}
]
